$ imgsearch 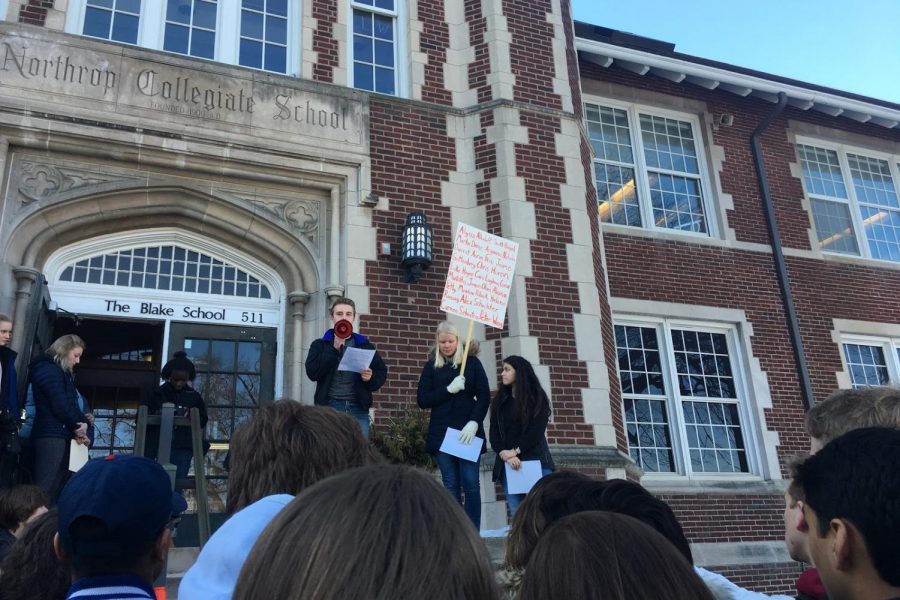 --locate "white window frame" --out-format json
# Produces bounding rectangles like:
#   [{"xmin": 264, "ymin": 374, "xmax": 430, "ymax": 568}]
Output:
[
  {"xmin": 347, "ymin": 0, "xmax": 408, "ymax": 97},
  {"xmin": 585, "ymin": 96, "xmax": 718, "ymax": 239},
  {"xmin": 796, "ymin": 135, "xmax": 900, "ymax": 263},
  {"xmin": 838, "ymin": 334, "xmax": 900, "ymax": 388},
  {"xmin": 613, "ymin": 315, "xmax": 761, "ymax": 480},
  {"xmin": 65, "ymin": 0, "xmax": 302, "ymax": 76}
]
